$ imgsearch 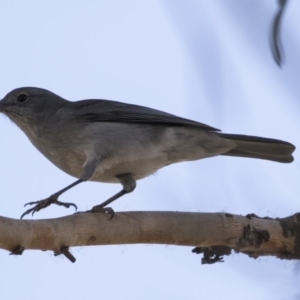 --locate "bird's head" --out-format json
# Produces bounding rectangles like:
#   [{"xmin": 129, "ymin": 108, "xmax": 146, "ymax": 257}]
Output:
[{"xmin": 0, "ymin": 87, "xmax": 68, "ymax": 129}]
